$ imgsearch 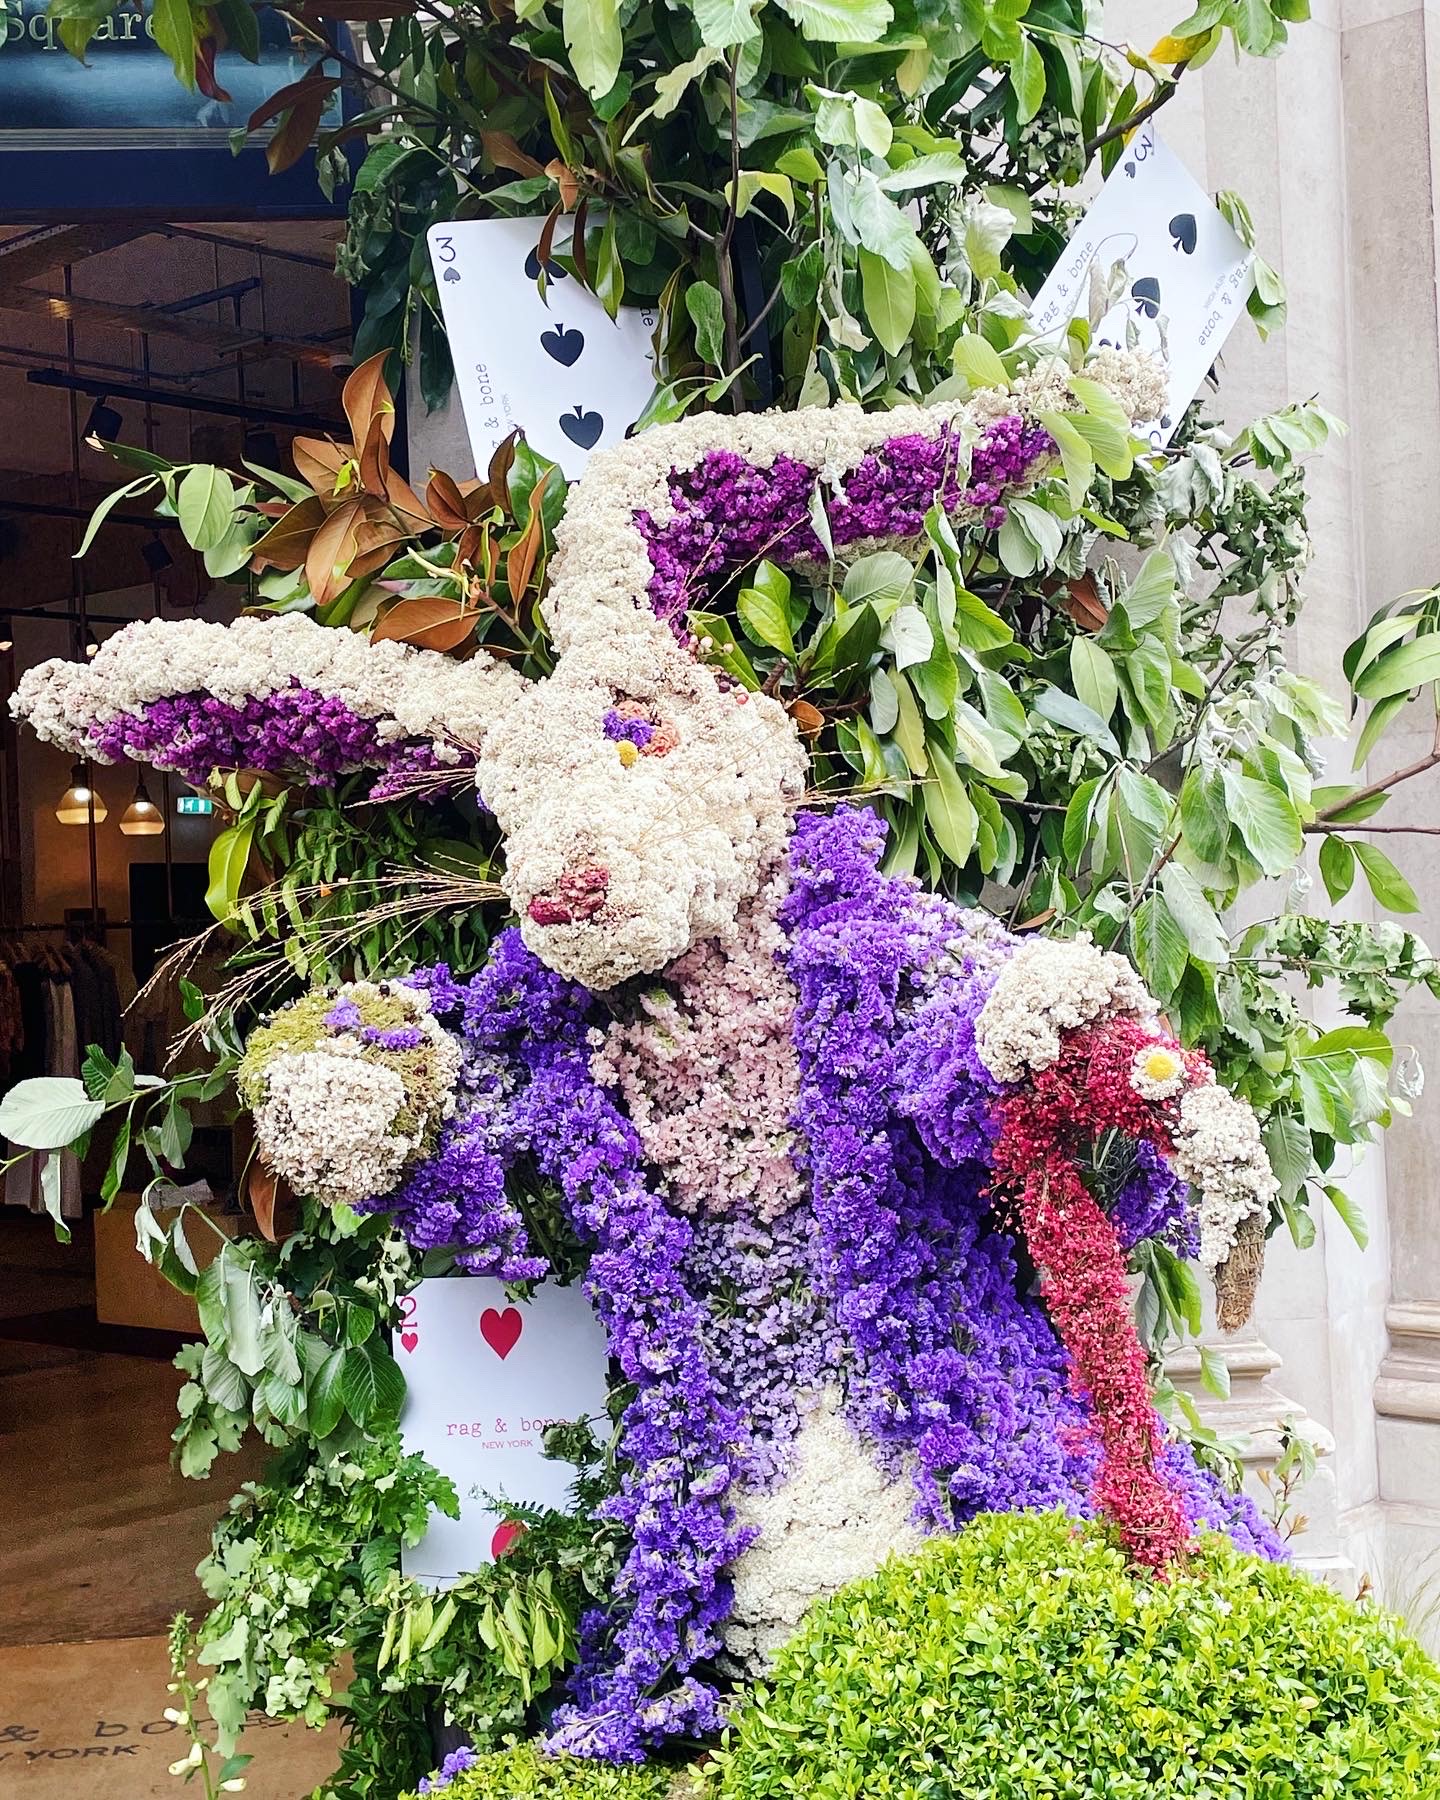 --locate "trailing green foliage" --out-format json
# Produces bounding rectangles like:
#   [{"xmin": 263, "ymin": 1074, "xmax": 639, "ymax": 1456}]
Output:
[
  {"xmin": 189, "ymin": 1425, "xmax": 627, "ymax": 1799},
  {"xmin": 713, "ymin": 1511, "xmax": 1440, "ymax": 1799},
  {"xmin": 405, "ymin": 1743, "xmax": 701, "ymax": 1800}
]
